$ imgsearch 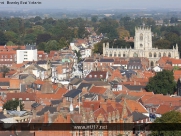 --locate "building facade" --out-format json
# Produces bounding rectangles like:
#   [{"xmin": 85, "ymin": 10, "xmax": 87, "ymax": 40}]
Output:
[
  {"xmin": 16, "ymin": 45, "xmax": 37, "ymax": 64},
  {"xmin": 103, "ymin": 26, "xmax": 180, "ymax": 66}
]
